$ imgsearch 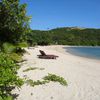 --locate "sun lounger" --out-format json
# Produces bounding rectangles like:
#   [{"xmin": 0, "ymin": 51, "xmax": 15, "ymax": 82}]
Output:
[{"xmin": 37, "ymin": 50, "xmax": 59, "ymax": 59}]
